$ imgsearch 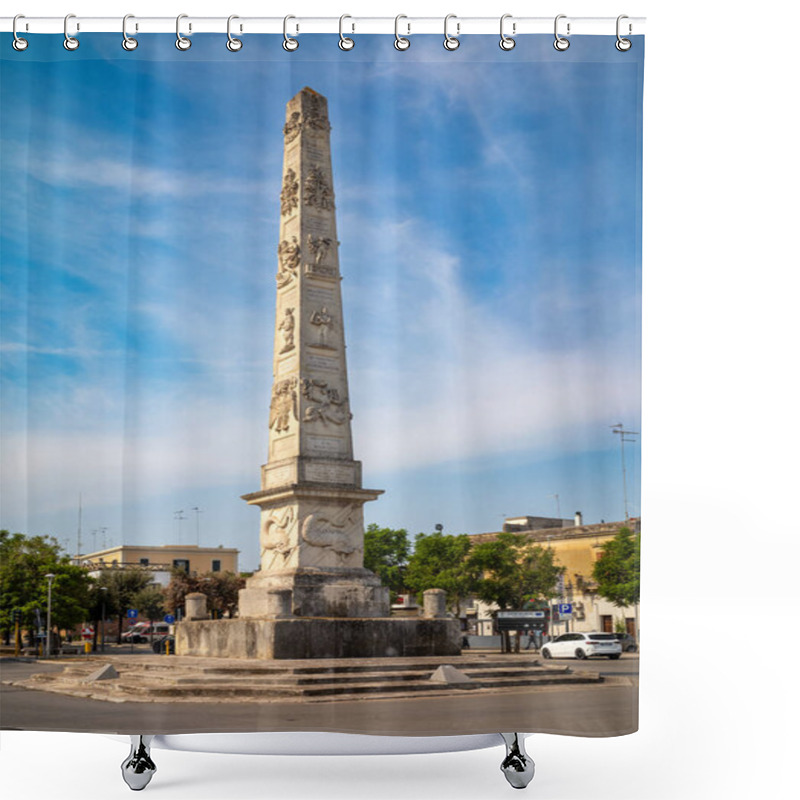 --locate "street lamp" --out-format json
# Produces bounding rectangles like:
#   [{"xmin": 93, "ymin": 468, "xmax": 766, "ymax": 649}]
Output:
[
  {"xmin": 100, "ymin": 587, "xmax": 108, "ymax": 653},
  {"xmin": 44, "ymin": 573, "xmax": 55, "ymax": 658}
]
